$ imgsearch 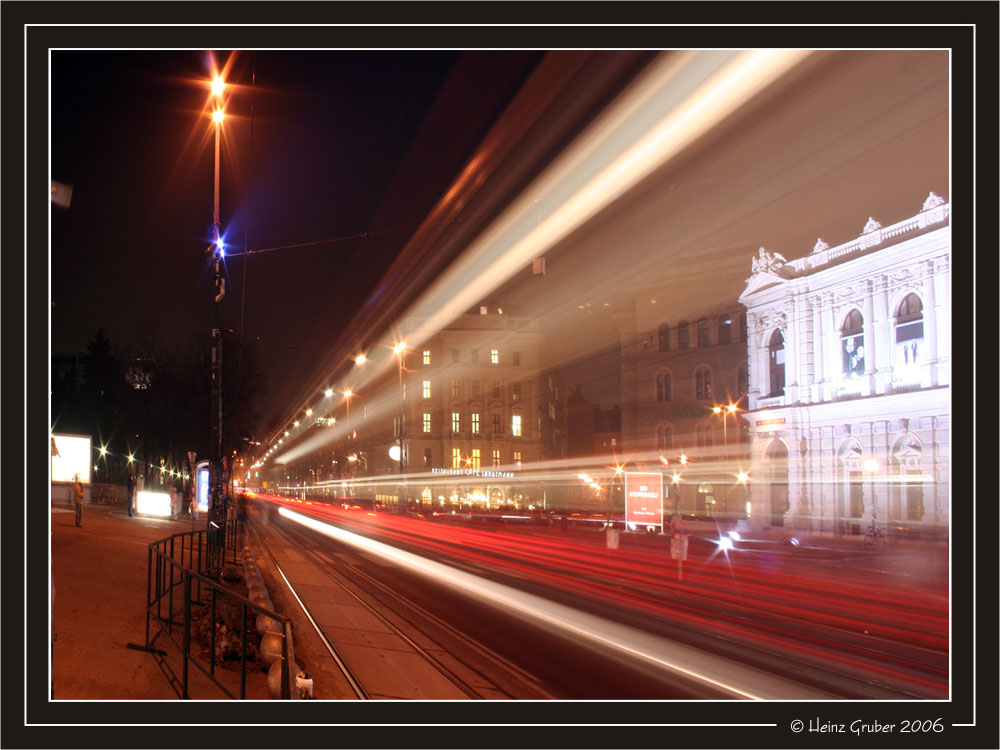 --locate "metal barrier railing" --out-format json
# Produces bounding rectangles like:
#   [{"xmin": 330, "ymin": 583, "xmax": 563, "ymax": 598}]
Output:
[{"xmin": 129, "ymin": 507, "xmax": 296, "ymax": 699}]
